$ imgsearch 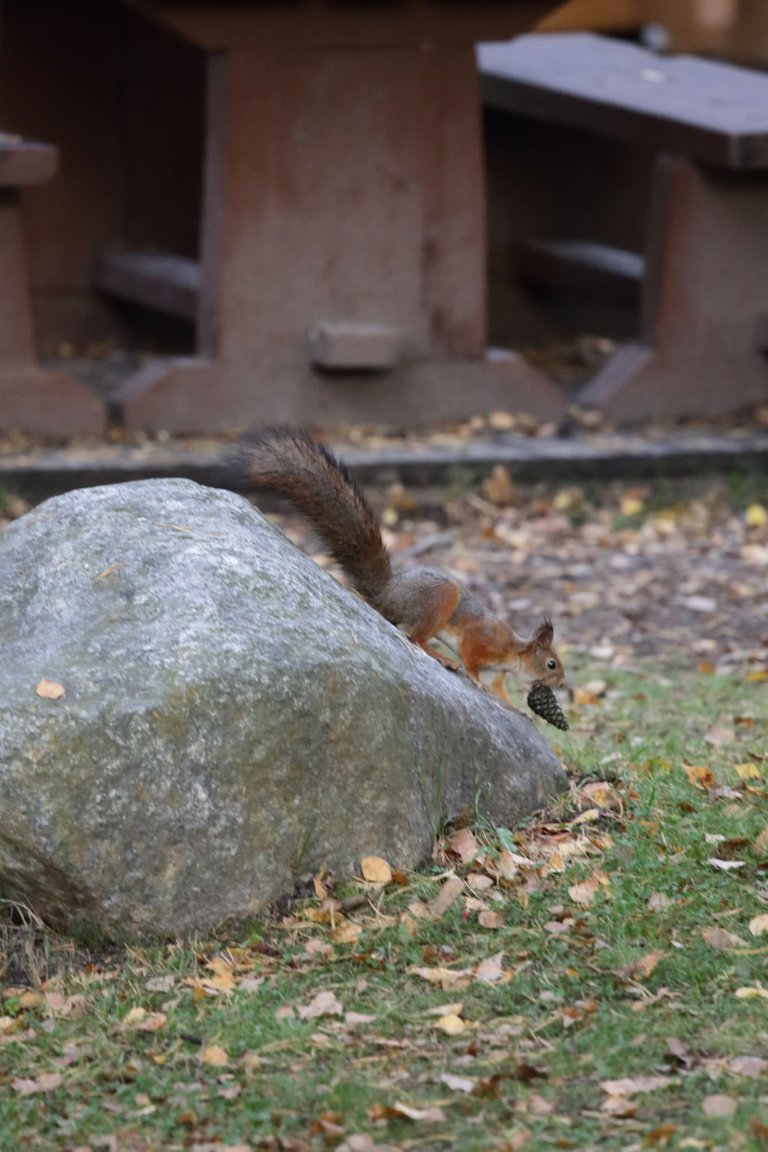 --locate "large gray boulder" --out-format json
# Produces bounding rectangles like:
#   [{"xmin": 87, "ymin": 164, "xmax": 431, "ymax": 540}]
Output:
[{"xmin": 0, "ymin": 479, "xmax": 567, "ymax": 938}]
